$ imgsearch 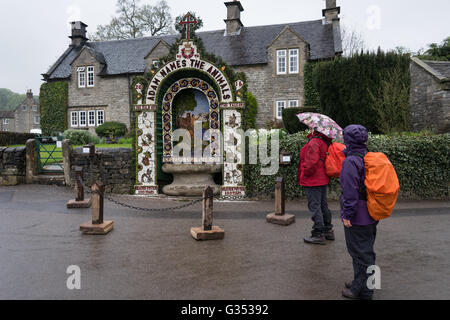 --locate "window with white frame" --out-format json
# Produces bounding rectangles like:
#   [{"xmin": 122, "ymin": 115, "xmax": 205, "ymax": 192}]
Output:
[
  {"xmin": 88, "ymin": 110, "xmax": 96, "ymax": 127},
  {"xmin": 289, "ymin": 100, "xmax": 299, "ymax": 108},
  {"xmin": 3, "ymin": 118, "xmax": 9, "ymax": 125},
  {"xmin": 277, "ymin": 50, "xmax": 287, "ymax": 74},
  {"xmin": 70, "ymin": 111, "xmax": 78, "ymax": 127},
  {"xmin": 276, "ymin": 101, "xmax": 286, "ymax": 120},
  {"xmin": 34, "ymin": 116, "xmax": 40, "ymax": 125},
  {"xmin": 77, "ymin": 67, "xmax": 86, "ymax": 88},
  {"xmin": 22, "ymin": 105, "xmax": 27, "ymax": 111},
  {"xmin": 79, "ymin": 111, "xmax": 87, "ymax": 127},
  {"xmin": 289, "ymin": 49, "xmax": 299, "ymax": 74},
  {"xmin": 87, "ymin": 66, "xmax": 95, "ymax": 87},
  {"xmin": 32, "ymin": 105, "xmax": 37, "ymax": 112},
  {"xmin": 2, "ymin": 128, "xmax": 8, "ymax": 132},
  {"xmin": 97, "ymin": 110, "xmax": 104, "ymax": 126}
]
